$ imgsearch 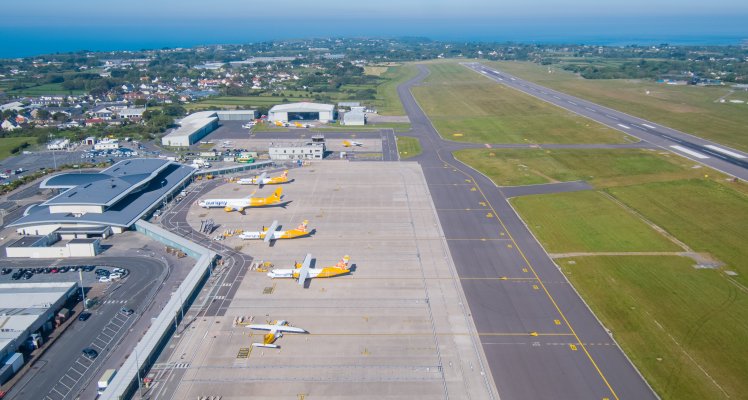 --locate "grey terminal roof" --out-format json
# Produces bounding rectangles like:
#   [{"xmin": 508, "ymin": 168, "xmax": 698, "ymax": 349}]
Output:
[
  {"xmin": 9, "ymin": 160, "xmax": 195, "ymax": 229},
  {"xmin": 41, "ymin": 158, "xmax": 172, "ymax": 207}
]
